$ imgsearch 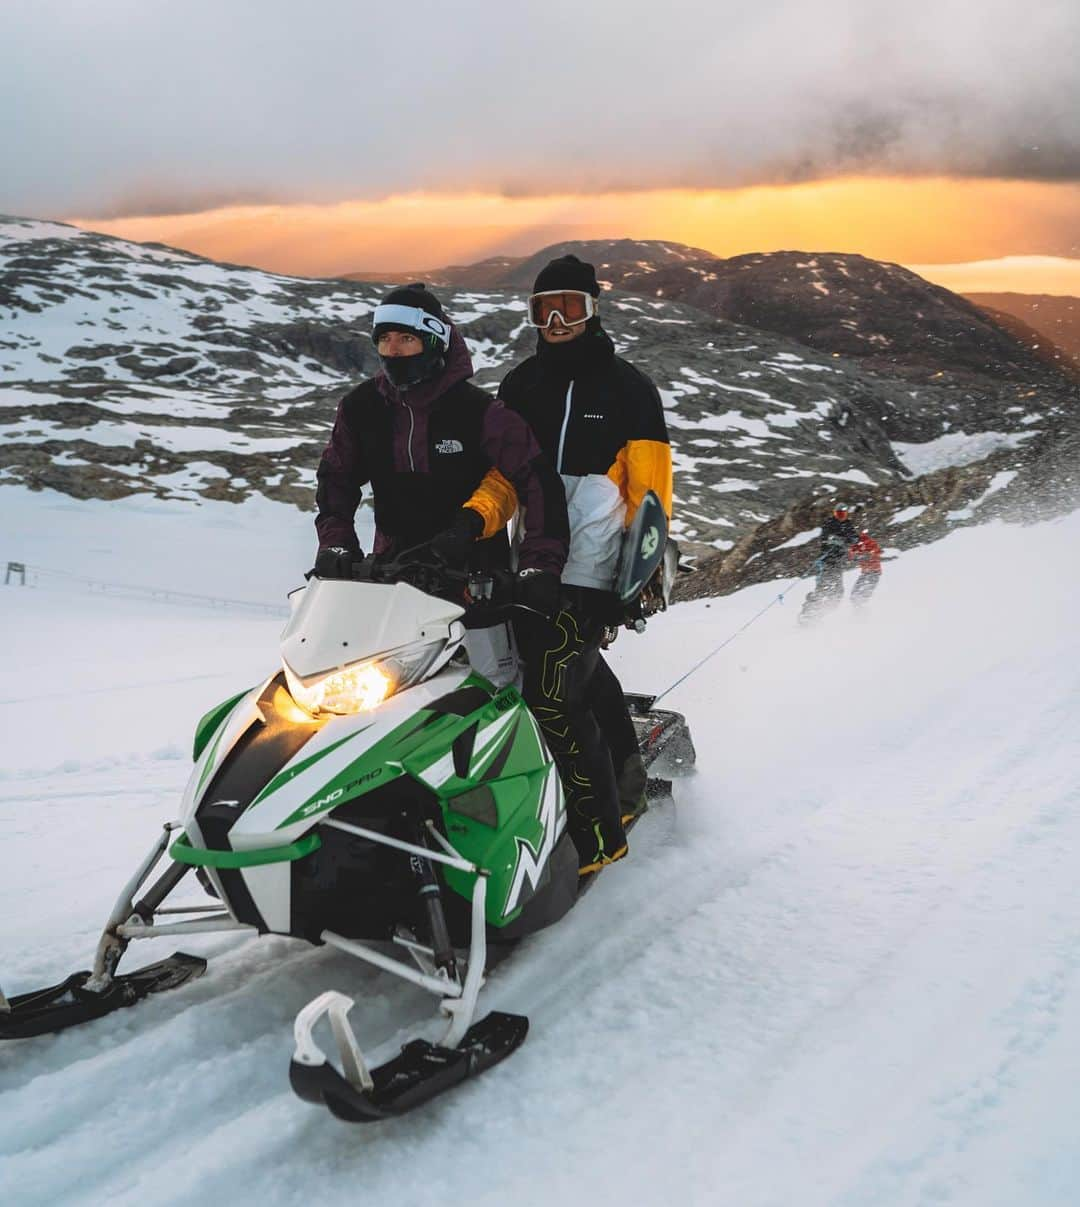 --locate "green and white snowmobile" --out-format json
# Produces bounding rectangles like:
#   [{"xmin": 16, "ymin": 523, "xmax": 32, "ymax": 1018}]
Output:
[{"xmin": 0, "ymin": 507, "xmax": 693, "ymax": 1121}]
